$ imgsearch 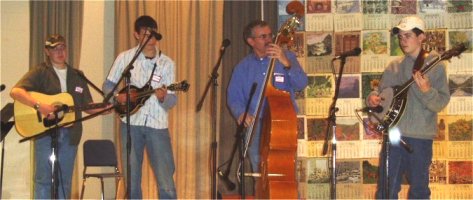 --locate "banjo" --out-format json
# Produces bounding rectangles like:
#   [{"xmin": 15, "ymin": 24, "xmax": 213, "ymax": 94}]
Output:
[{"xmin": 371, "ymin": 44, "xmax": 466, "ymax": 132}]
